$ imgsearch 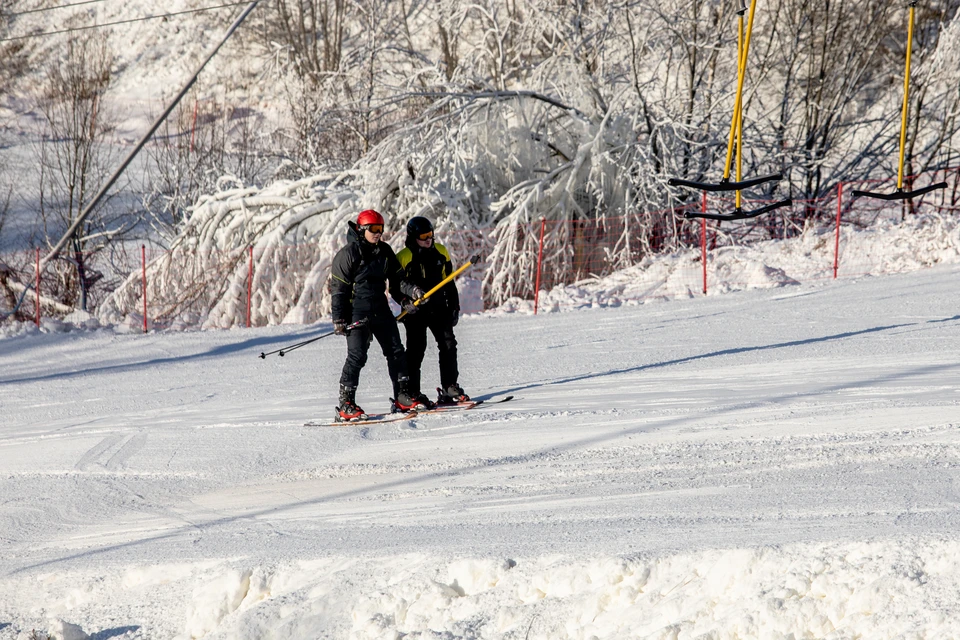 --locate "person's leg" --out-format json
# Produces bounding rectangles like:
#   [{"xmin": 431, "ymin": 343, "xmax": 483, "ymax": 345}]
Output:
[
  {"xmin": 374, "ymin": 317, "xmax": 436, "ymax": 409},
  {"xmin": 403, "ymin": 318, "xmax": 429, "ymax": 395},
  {"xmin": 339, "ymin": 323, "xmax": 372, "ymax": 390},
  {"xmin": 430, "ymin": 319, "xmax": 459, "ymax": 390},
  {"xmin": 370, "ymin": 317, "xmax": 411, "ymax": 395},
  {"xmin": 431, "ymin": 319, "xmax": 468, "ymax": 402},
  {"xmin": 338, "ymin": 324, "xmax": 372, "ymax": 416}
]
